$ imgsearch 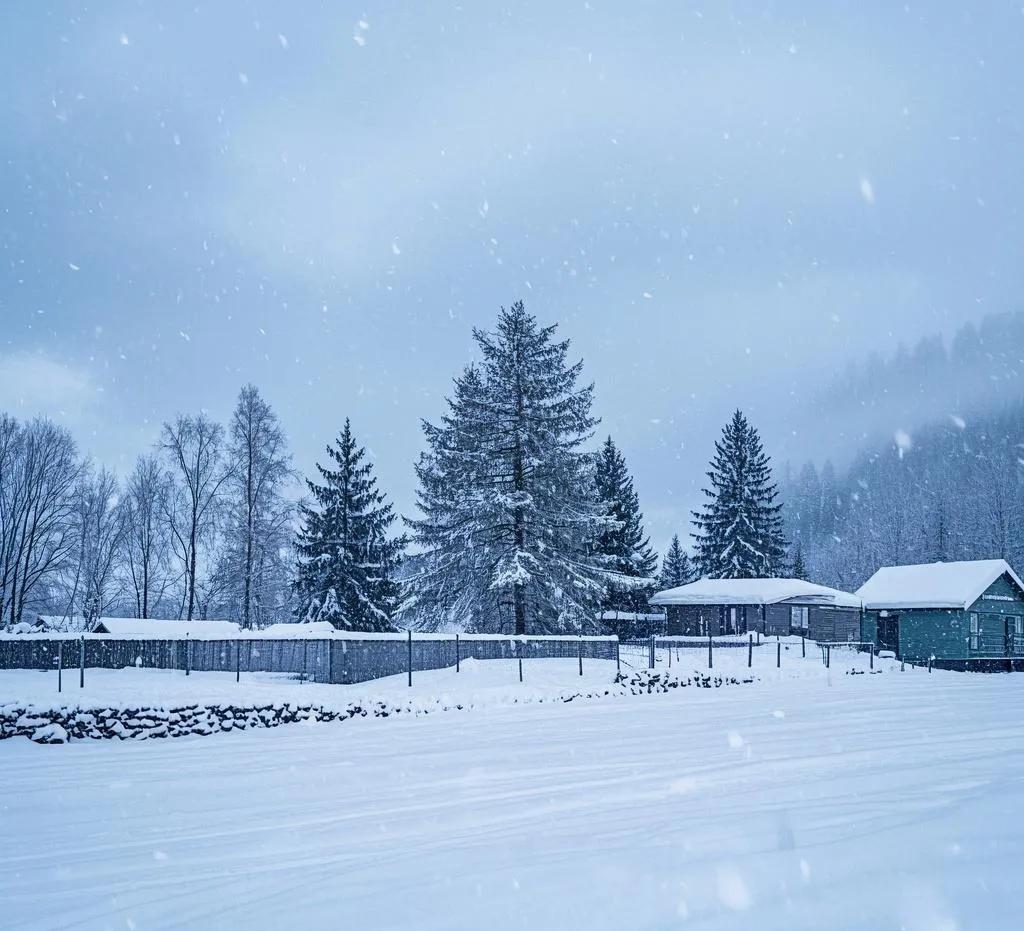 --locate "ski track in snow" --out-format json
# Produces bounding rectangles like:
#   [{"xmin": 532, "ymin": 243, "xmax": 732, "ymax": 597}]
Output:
[{"xmin": 1, "ymin": 658, "xmax": 1022, "ymax": 930}]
